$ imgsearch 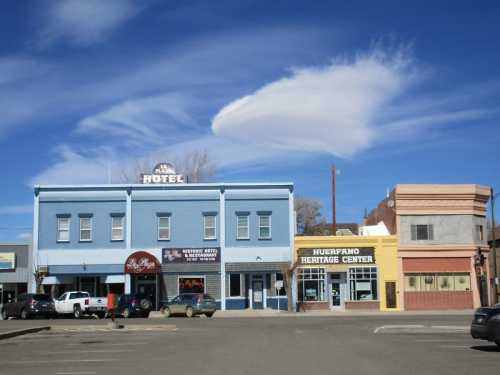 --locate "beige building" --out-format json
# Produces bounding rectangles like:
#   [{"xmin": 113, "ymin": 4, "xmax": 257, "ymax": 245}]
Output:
[{"xmin": 367, "ymin": 184, "xmax": 491, "ymax": 310}]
